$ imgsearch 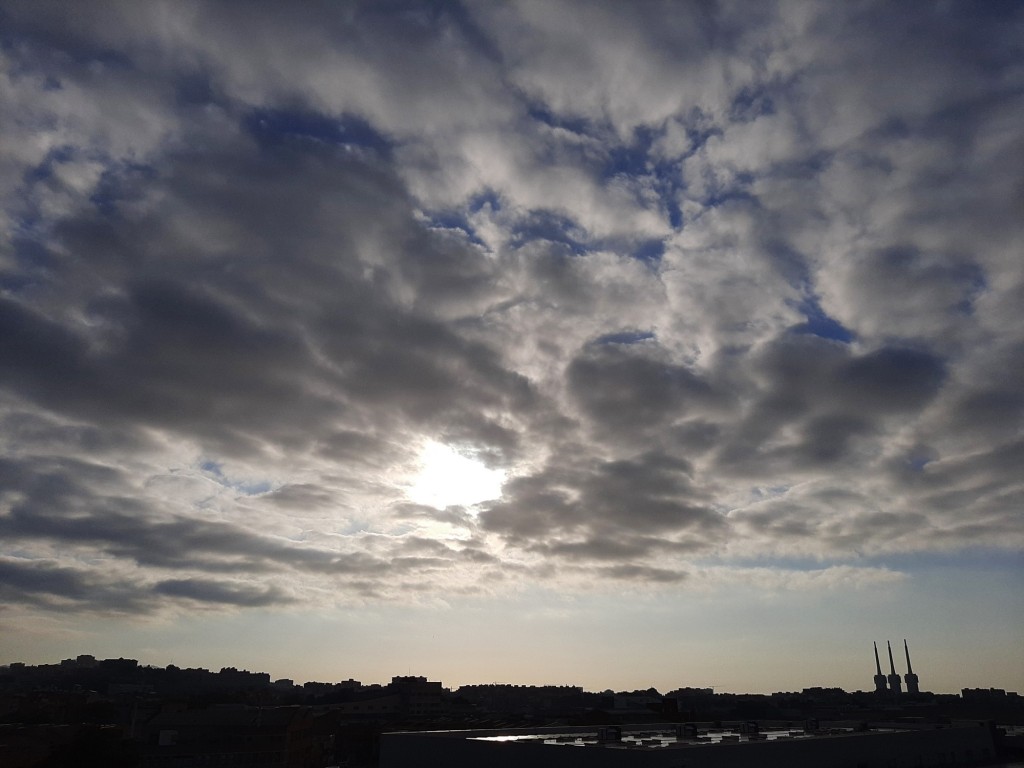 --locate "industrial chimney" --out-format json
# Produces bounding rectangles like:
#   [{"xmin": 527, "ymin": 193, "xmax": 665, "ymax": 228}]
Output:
[
  {"xmin": 887, "ymin": 641, "xmax": 903, "ymax": 694},
  {"xmin": 873, "ymin": 642, "xmax": 888, "ymax": 693},
  {"xmin": 903, "ymin": 639, "xmax": 920, "ymax": 694}
]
